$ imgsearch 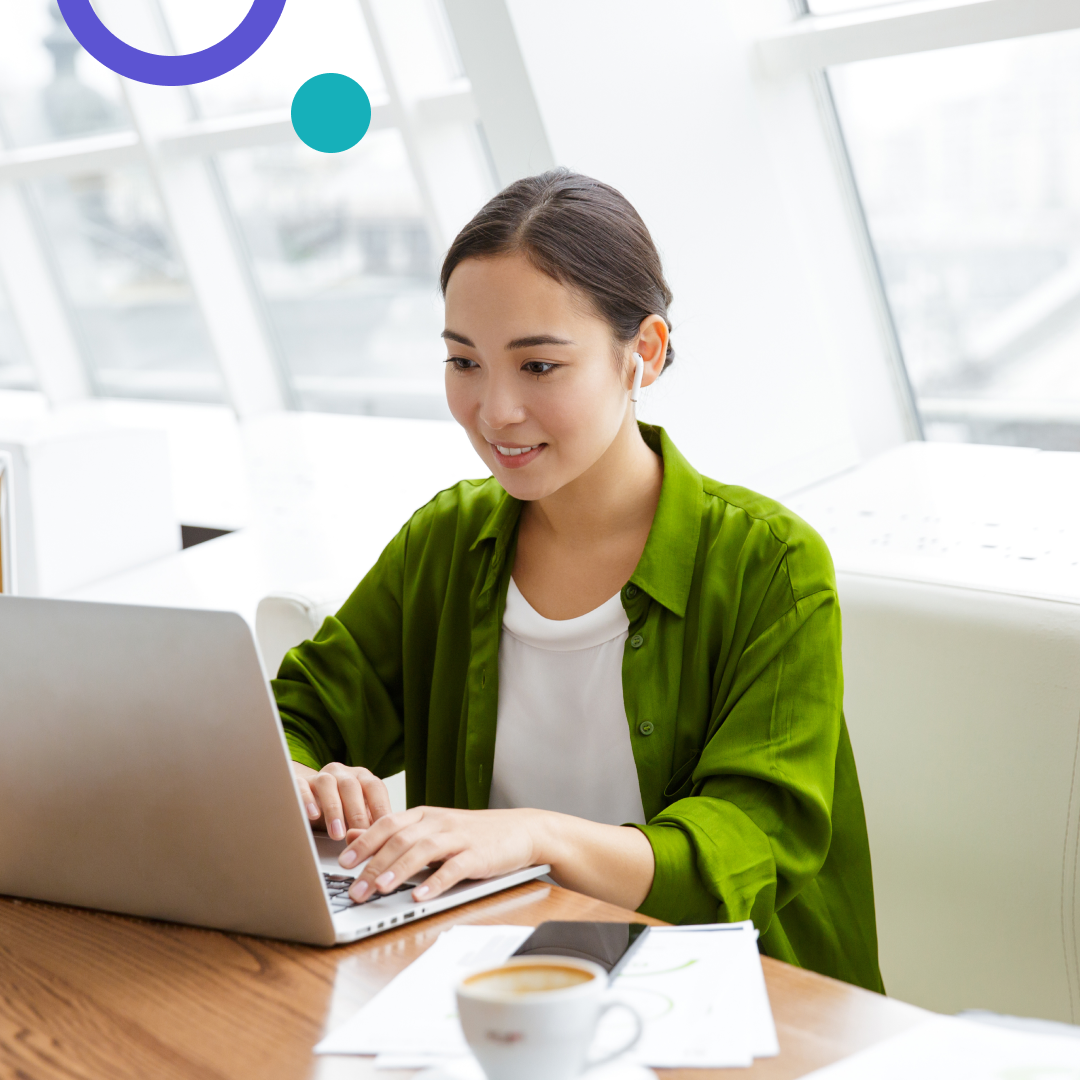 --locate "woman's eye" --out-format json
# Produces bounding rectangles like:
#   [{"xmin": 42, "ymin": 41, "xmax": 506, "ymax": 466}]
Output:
[
  {"xmin": 445, "ymin": 357, "xmax": 478, "ymax": 371},
  {"xmin": 523, "ymin": 361, "xmax": 557, "ymax": 376}
]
